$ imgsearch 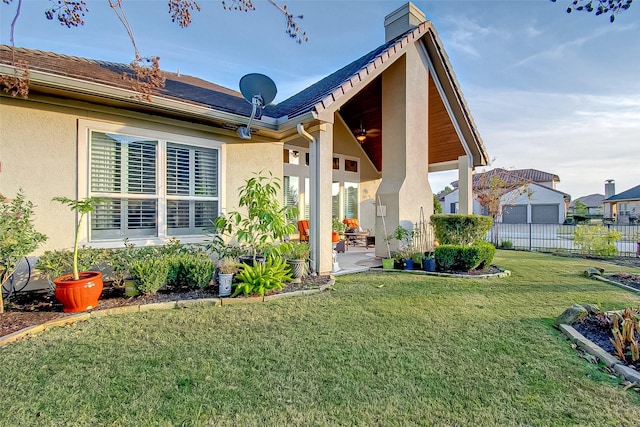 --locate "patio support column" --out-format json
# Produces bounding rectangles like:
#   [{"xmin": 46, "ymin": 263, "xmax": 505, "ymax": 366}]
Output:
[
  {"xmin": 375, "ymin": 50, "xmax": 430, "ymax": 256},
  {"xmin": 309, "ymin": 123, "xmax": 334, "ymax": 275},
  {"xmin": 458, "ymin": 155, "xmax": 473, "ymax": 214}
]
